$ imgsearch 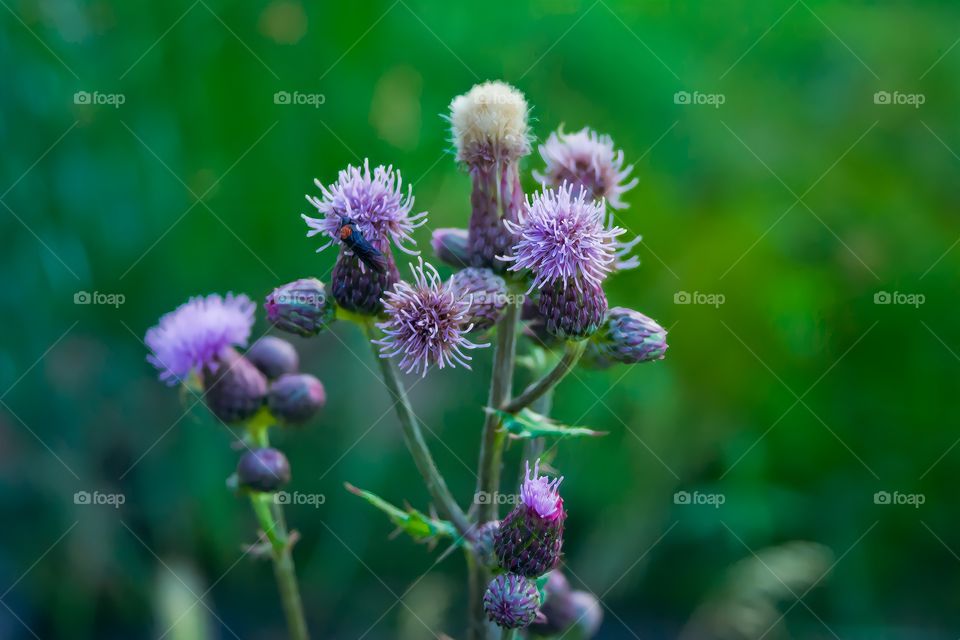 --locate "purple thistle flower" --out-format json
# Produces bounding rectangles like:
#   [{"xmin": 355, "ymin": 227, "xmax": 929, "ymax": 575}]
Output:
[
  {"xmin": 483, "ymin": 573, "xmax": 542, "ymax": 629},
  {"xmin": 145, "ymin": 293, "xmax": 255, "ymax": 385},
  {"xmin": 503, "ymin": 184, "xmax": 628, "ymax": 292},
  {"xmin": 302, "ymin": 159, "xmax": 427, "ymax": 256},
  {"xmin": 520, "ymin": 459, "xmax": 564, "ymax": 520},
  {"xmin": 584, "ymin": 307, "xmax": 668, "ymax": 368},
  {"xmin": 374, "ymin": 258, "xmax": 489, "ymax": 377},
  {"xmin": 534, "ymin": 127, "xmax": 638, "ymax": 210},
  {"xmin": 494, "ymin": 459, "xmax": 567, "ymax": 577}
]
